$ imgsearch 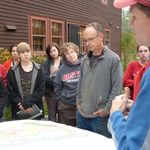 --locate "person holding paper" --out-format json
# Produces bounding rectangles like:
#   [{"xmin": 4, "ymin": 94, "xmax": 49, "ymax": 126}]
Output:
[{"xmin": 7, "ymin": 42, "xmax": 45, "ymax": 120}]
